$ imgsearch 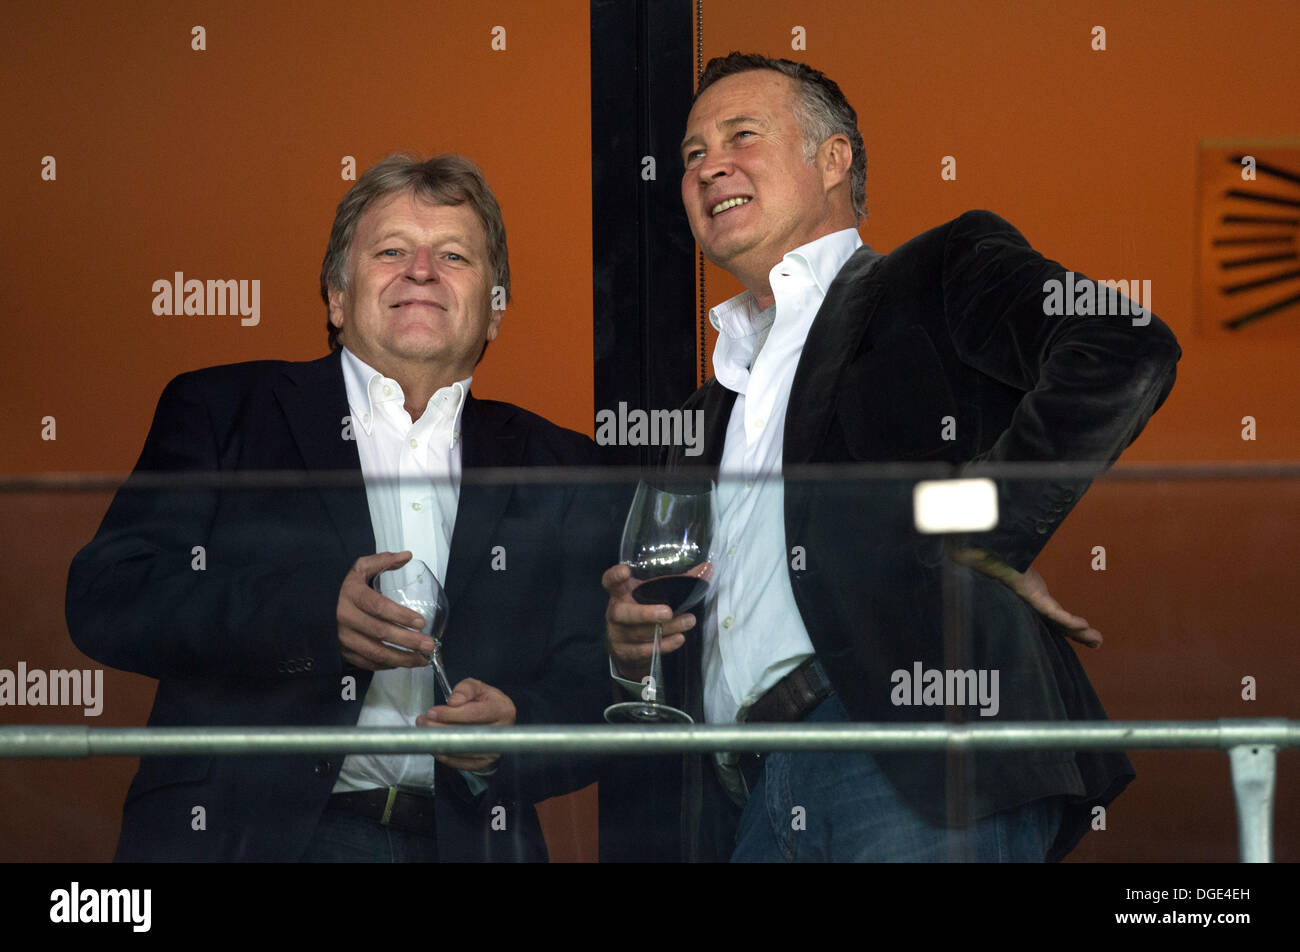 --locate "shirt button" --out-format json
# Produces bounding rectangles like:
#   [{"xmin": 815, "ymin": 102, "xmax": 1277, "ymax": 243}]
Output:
[
  {"xmin": 723, "ymin": 616, "xmax": 734, "ymax": 629},
  {"xmin": 382, "ymin": 385, "xmax": 393, "ymax": 396},
  {"xmin": 363, "ymin": 413, "xmax": 371, "ymax": 424},
  {"xmin": 412, "ymin": 502, "xmax": 423, "ymax": 512},
  {"xmin": 409, "ymin": 438, "xmax": 419, "ymax": 449},
  {"xmin": 754, "ymin": 417, "xmax": 766, "ymax": 428},
  {"xmin": 746, "ymin": 480, "xmax": 755, "ymax": 488},
  {"xmin": 728, "ymin": 545, "xmax": 737, "ymax": 556}
]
